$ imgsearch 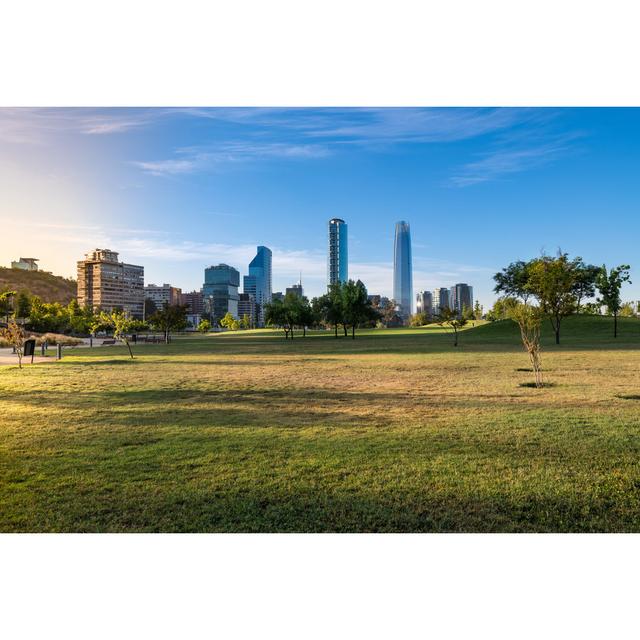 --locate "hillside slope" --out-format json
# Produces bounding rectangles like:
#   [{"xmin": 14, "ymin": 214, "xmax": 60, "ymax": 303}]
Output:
[{"xmin": 0, "ymin": 267, "xmax": 76, "ymax": 304}]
